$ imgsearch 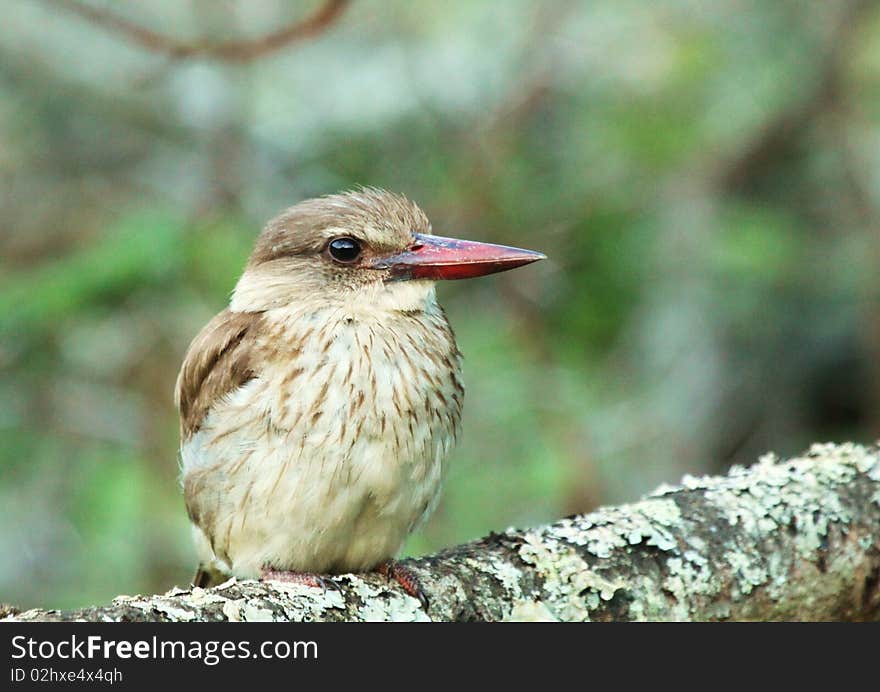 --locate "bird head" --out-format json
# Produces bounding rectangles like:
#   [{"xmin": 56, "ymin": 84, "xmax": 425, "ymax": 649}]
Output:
[{"xmin": 230, "ymin": 188, "xmax": 545, "ymax": 313}]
